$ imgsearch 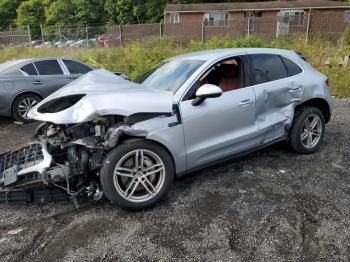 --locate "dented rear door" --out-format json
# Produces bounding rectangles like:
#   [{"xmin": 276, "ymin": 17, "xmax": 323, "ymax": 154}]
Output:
[{"xmin": 247, "ymin": 54, "xmax": 303, "ymax": 143}]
